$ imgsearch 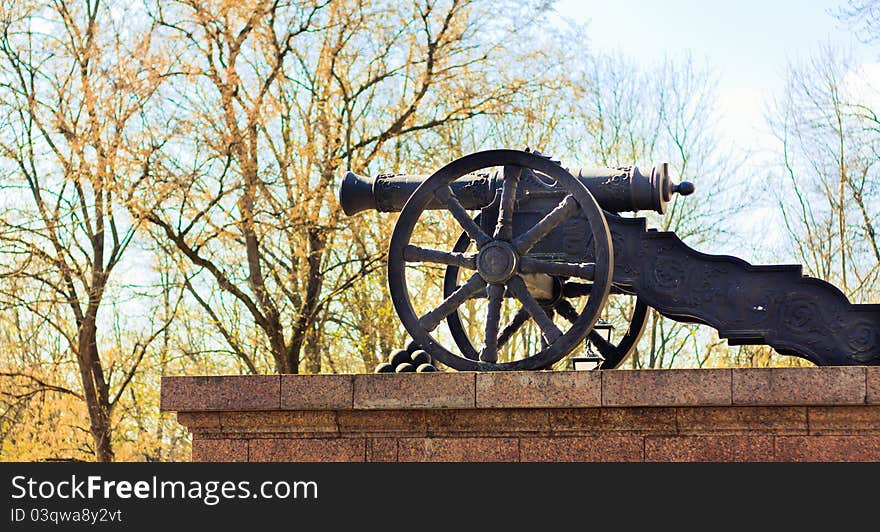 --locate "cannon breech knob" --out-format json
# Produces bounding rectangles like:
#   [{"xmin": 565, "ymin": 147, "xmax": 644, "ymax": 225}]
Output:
[{"xmin": 672, "ymin": 181, "xmax": 695, "ymax": 196}]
